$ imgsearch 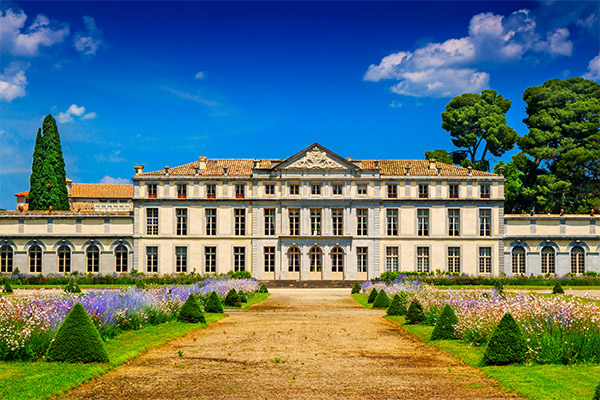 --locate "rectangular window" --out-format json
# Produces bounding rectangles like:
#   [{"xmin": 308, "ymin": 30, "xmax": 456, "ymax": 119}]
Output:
[
  {"xmin": 310, "ymin": 209, "xmax": 321, "ymax": 236},
  {"xmin": 0, "ymin": 247, "xmax": 13, "ymax": 273},
  {"xmin": 332, "ymin": 184, "xmax": 343, "ymax": 195},
  {"xmin": 177, "ymin": 184, "xmax": 187, "ymax": 199},
  {"xmin": 386, "ymin": 209, "xmax": 398, "ymax": 236},
  {"xmin": 357, "ymin": 247, "xmax": 368, "ymax": 273},
  {"xmin": 418, "ymin": 184, "xmax": 429, "ymax": 199},
  {"xmin": 234, "ymin": 208, "xmax": 246, "ymax": 236},
  {"xmin": 175, "ymin": 246, "xmax": 187, "ymax": 273},
  {"xmin": 357, "ymin": 183, "xmax": 368, "ymax": 195},
  {"xmin": 448, "ymin": 209, "xmax": 460, "ymax": 237},
  {"xmin": 479, "ymin": 209, "xmax": 491, "ymax": 236},
  {"xmin": 449, "ymin": 184, "xmax": 459, "ymax": 199},
  {"xmin": 147, "ymin": 184, "xmax": 157, "ymax": 199},
  {"xmin": 146, "ymin": 246, "xmax": 158, "ymax": 273},
  {"xmin": 480, "ymin": 184, "xmax": 491, "ymax": 199},
  {"xmin": 146, "ymin": 208, "xmax": 159, "ymax": 235},
  {"xmin": 289, "ymin": 184, "xmax": 300, "ymax": 195},
  {"xmin": 288, "ymin": 248, "xmax": 300, "ymax": 272},
  {"xmin": 289, "ymin": 208, "xmax": 300, "ymax": 236},
  {"xmin": 417, "ymin": 209, "xmax": 429, "ymax": 237},
  {"xmin": 234, "ymin": 247, "xmax": 246, "ymax": 272},
  {"xmin": 479, "ymin": 247, "xmax": 492, "ymax": 274},
  {"xmin": 58, "ymin": 248, "xmax": 71, "ymax": 273},
  {"xmin": 264, "ymin": 208, "xmax": 275, "ymax": 235},
  {"xmin": 265, "ymin": 184, "xmax": 275, "ymax": 196},
  {"xmin": 235, "ymin": 184, "xmax": 245, "ymax": 199},
  {"xmin": 311, "ymin": 184, "xmax": 321, "ymax": 196},
  {"xmin": 386, "ymin": 247, "xmax": 399, "ymax": 272},
  {"xmin": 332, "ymin": 208, "xmax": 343, "ymax": 236},
  {"xmin": 206, "ymin": 208, "xmax": 216, "ymax": 236},
  {"xmin": 176, "ymin": 208, "xmax": 187, "ymax": 236},
  {"xmin": 264, "ymin": 247, "xmax": 275, "ymax": 272},
  {"xmin": 447, "ymin": 247, "xmax": 460, "ymax": 273},
  {"xmin": 357, "ymin": 209, "xmax": 368, "ymax": 236},
  {"xmin": 387, "ymin": 184, "xmax": 398, "ymax": 198},
  {"xmin": 417, "ymin": 247, "xmax": 430, "ymax": 272},
  {"xmin": 205, "ymin": 246, "xmax": 216, "ymax": 273},
  {"xmin": 206, "ymin": 184, "xmax": 216, "ymax": 199}
]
